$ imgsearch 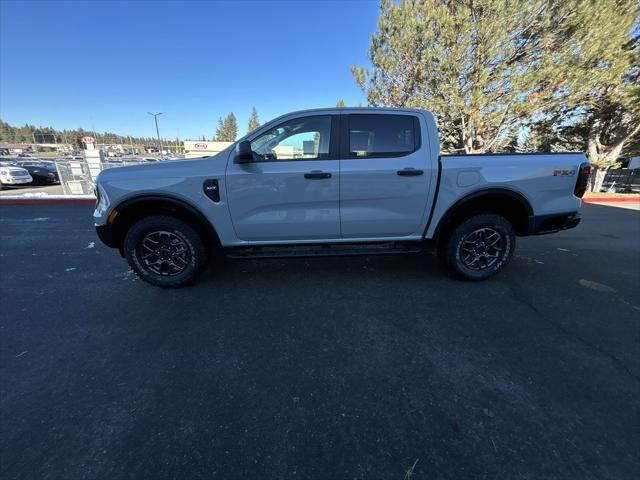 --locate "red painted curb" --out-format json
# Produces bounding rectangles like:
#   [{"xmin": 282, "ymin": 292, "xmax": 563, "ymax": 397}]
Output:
[
  {"xmin": 583, "ymin": 196, "xmax": 640, "ymax": 203},
  {"xmin": 2, "ymin": 197, "xmax": 637, "ymax": 205},
  {"xmin": 0, "ymin": 199, "xmax": 96, "ymax": 205}
]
